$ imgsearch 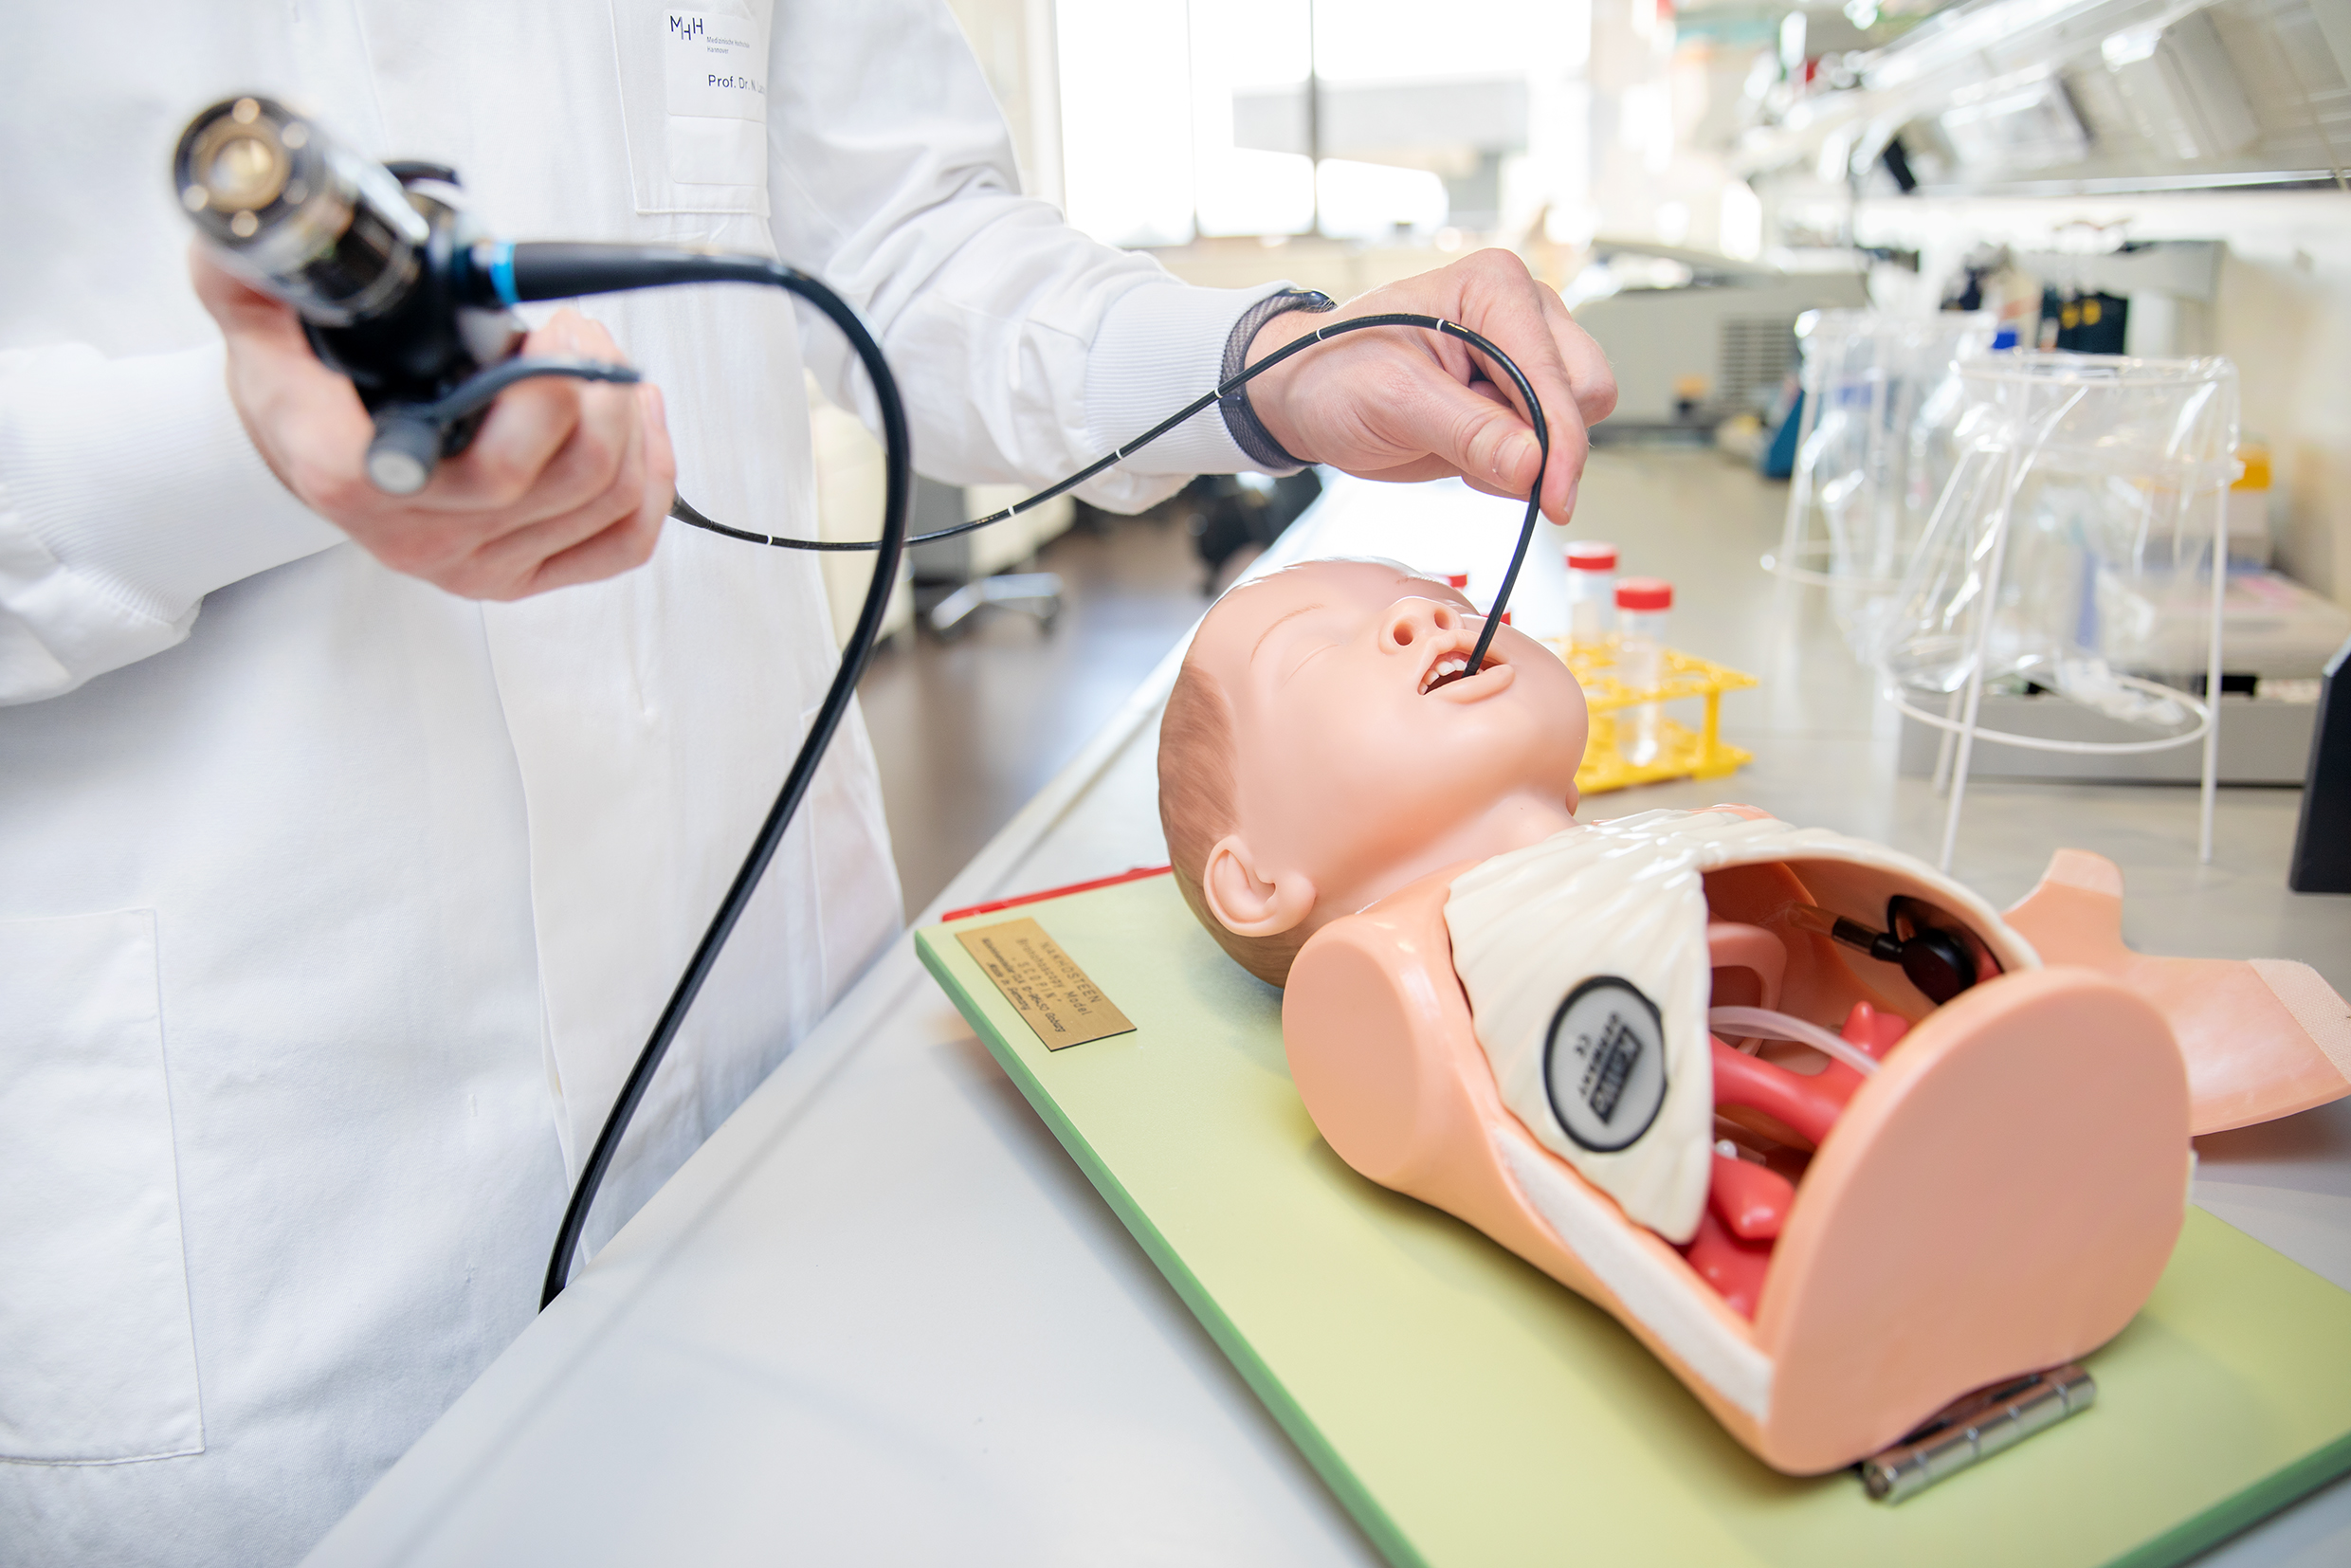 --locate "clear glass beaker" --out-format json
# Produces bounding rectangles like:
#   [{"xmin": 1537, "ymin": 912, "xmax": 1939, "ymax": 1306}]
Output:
[{"xmin": 1777, "ymin": 310, "xmax": 1997, "ymax": 657}]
